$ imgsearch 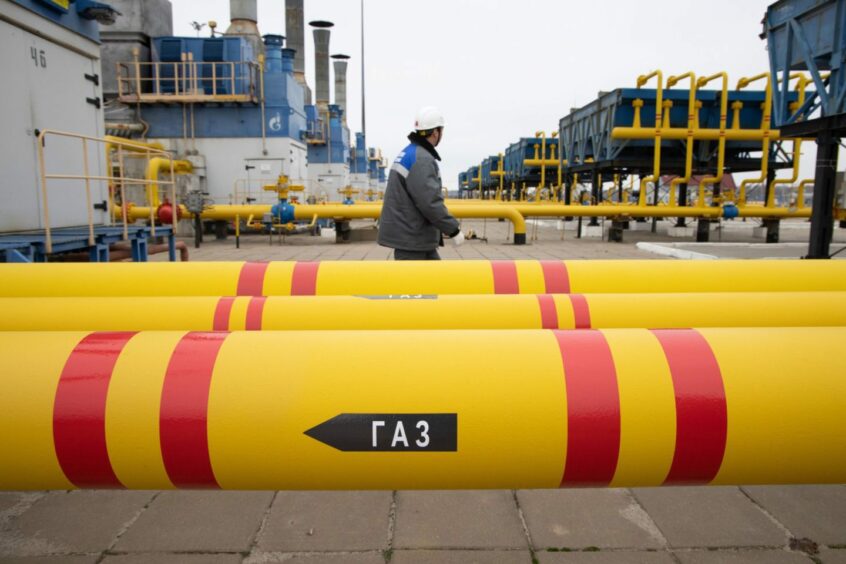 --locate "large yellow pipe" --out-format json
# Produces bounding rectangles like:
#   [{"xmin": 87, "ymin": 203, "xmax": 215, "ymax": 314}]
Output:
[
  {"xmin": 3, "ymin": 260, "xmax": 846, "ymax": 297},
  {"xmin": 2, "ymin": 292, "xmax": 844, "ymax": 331},
  {"xmin": 611, "ymin": 127, "xmax": 781, "ymax": 141},
  {"xmin": 2, "ymin": 327, "xmax": 845, "ymax": 490}
]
